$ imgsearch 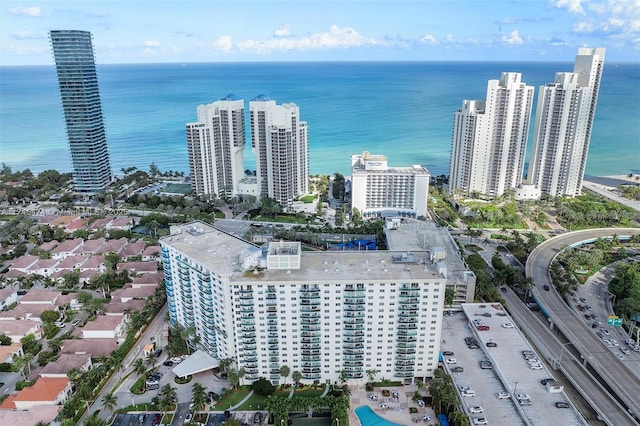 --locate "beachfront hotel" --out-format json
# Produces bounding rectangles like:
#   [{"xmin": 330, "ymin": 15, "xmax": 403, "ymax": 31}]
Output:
[
  {"xmin": 449, "ymin": 73, "xmax": 534, "ymax": 197},
  {"xmin": 49, "ymin": 30, "xmax": 112, "ymax": 192},
  {"xmin": 186, "ymin": 94, "xmax": 246, "ymax": 198},
  {"xmin": 160, "ymin": 221, "xmax": 448, "ymax": 385},
  {"xmin": 522, "ymin": 48, "xmax": 606, "ymax": 198},
  {"xmin": 350, "ymin": 152, "xmax": 431, "ymax": 218},
  {"xmin": 250, "ymin": 96, "xmax": 309, "ymax": 207}
]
